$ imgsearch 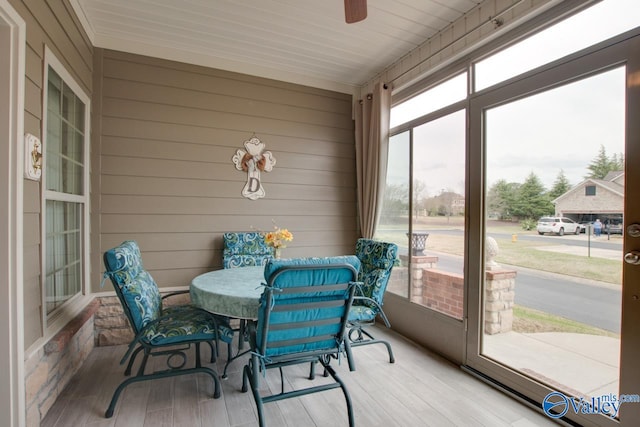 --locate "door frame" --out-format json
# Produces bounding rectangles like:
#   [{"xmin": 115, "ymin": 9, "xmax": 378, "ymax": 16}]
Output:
[
  {"xmin": 466, "ymin": 30, "xmax": 640, "ymax": 427},
  {"xmin": 0, "ymin": 1, "xmax": 25, "ymax": 425}
]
